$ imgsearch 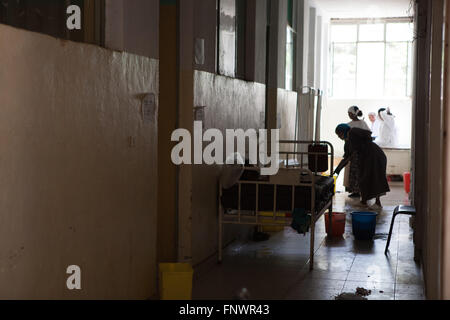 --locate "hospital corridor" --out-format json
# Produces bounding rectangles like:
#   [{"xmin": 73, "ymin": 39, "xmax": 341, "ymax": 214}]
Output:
[
  {"xmin": 0, "ymin": 0, "xmax": 448, "ymax": 304},
  {"xmin": 193, "ymin": 181, "xmax": 423, "ymax": 300}
]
